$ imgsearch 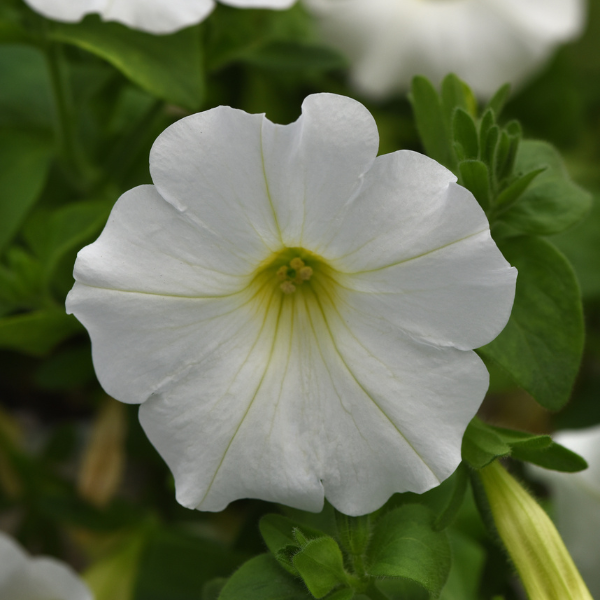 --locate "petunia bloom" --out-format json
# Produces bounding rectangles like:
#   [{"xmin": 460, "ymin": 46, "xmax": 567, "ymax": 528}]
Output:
[
  {"xmin": 529, "ymin": 426, "xmax": 600, "ymax": 597},
  {"xmin": 67, "ymin": 93, "xmax": 516, "ymax": 516},
  {"xmin": 302, "ymin": 0, "xmax": 586, "ymax": 99},
  {"xmin": 0, "ymin": 531, "xmax": 93, "ymax": 600},
  {"xmin": 22, "ymin": 0, "xmax": 296, "ymax": 35}
]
